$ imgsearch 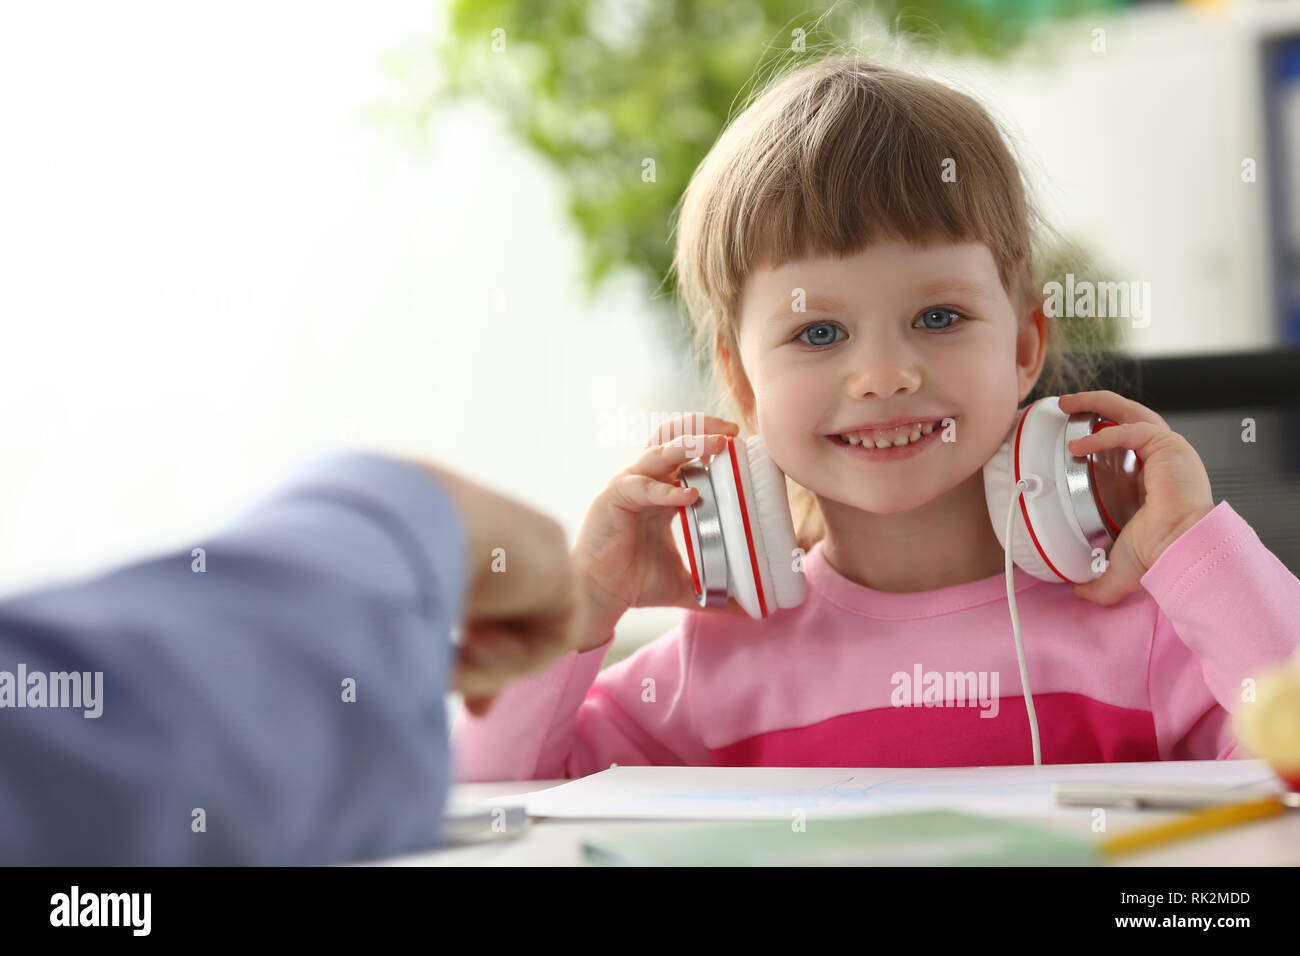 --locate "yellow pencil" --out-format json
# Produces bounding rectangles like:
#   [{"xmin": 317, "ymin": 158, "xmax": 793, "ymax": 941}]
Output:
[{"xmin": 1100, "ymin": 796, "xmax": 1289, "ymax": 857}]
